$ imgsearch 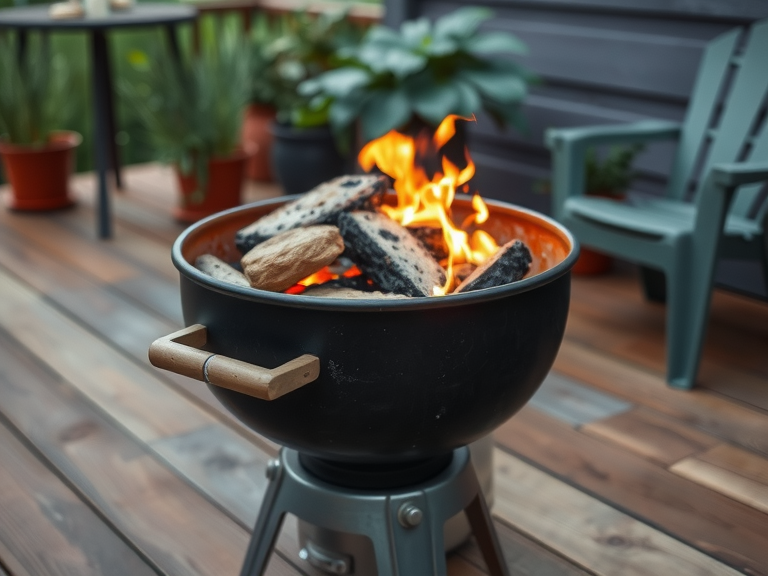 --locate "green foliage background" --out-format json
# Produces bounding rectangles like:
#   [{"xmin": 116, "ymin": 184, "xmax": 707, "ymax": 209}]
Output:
[{"xmin": 0, "ymin": 0, "xmax": 379, "ymax": 178}]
